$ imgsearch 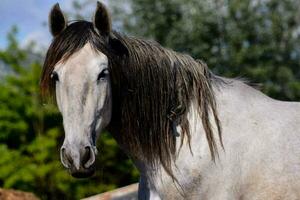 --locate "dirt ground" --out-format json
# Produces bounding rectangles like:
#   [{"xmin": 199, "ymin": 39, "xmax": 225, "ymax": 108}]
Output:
[{"xmin": 0, "ymin": 188, "xmax": 39, "ymax": 200}]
